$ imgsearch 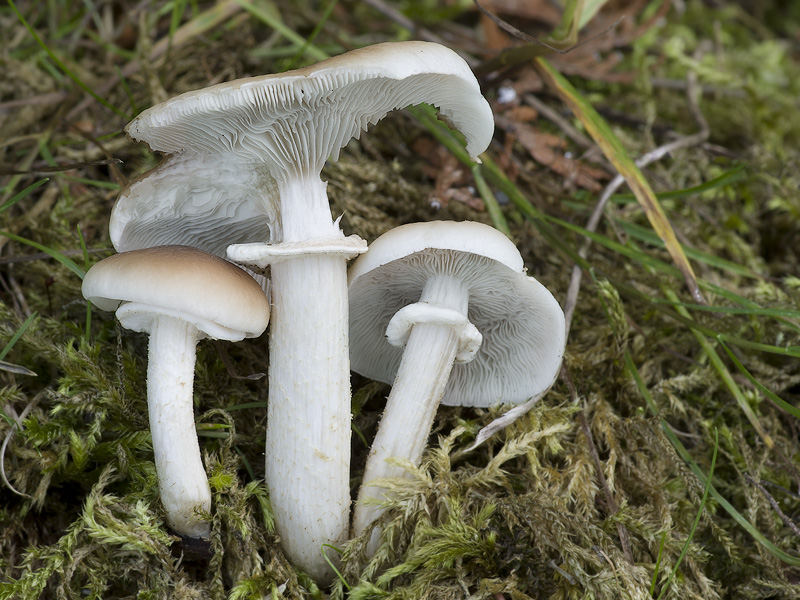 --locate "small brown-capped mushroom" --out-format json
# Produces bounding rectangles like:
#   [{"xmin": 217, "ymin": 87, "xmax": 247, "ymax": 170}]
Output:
[
  {"xmin": 82, "ymin": 246, "xmax": 270, "ymax": 538},
  {"xmin": 348, "ymin": 221, "xmax": 566, "ymax": 554}
]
